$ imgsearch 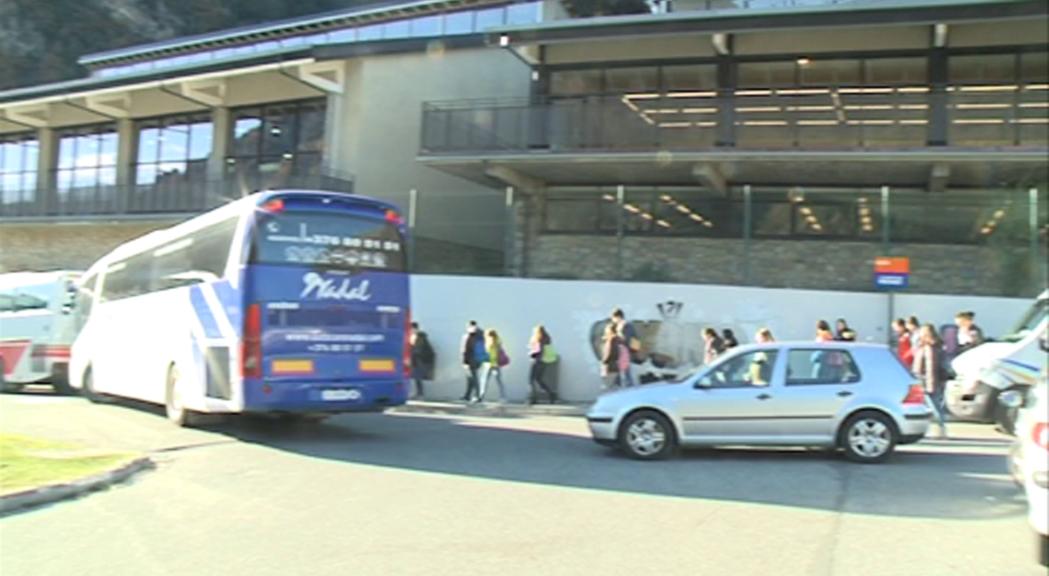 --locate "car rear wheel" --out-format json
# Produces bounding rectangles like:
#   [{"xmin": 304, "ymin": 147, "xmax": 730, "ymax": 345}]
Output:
[
  {"xmin": 841, "ymin": 411, "xmax": 897, "ymax": 464},
  {"xmin": 165, "ymin": 365, "xmax": 194, "ymax": 427},
  {"xmin": 0, "ymin": 360, "xmax": 20, "ymax": 393},
  {"xmin": 619, "ymin": 410, "xmax": 676, "ymax": 460}
]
